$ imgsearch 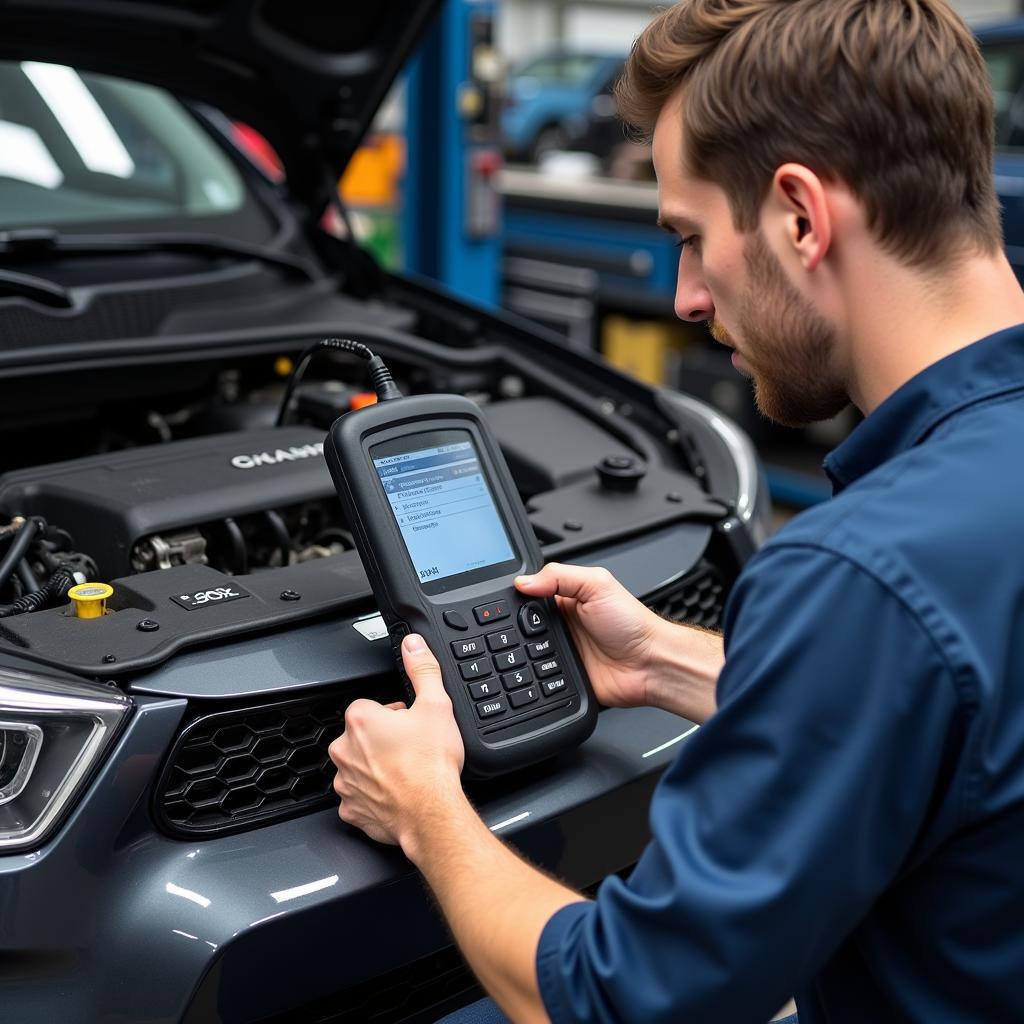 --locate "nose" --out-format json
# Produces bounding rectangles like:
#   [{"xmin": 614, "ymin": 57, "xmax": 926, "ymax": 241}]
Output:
[{"xmin": 673, "ymin": 251, "xmax": 714, "ymax": 323}]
